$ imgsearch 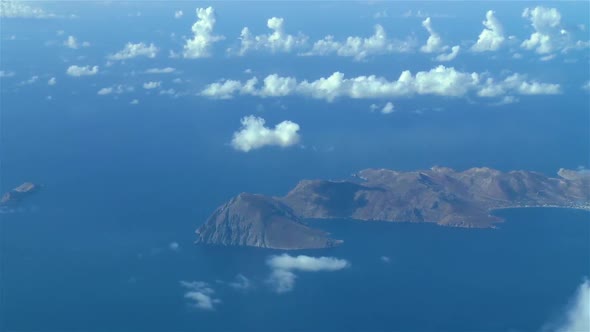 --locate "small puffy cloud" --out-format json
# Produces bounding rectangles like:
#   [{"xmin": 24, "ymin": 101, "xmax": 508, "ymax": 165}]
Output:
[
  {"xmin": 0, "ymin": 0, "xmax": 54, "ymax": 18},
  {"xmin": 19, "ymin": 75, "xmax": 38, "ymax": 85},
  {"xmin": 231, "ymin": 115, "xmax": 300, "ymax": 152},
  {"xmin": 266, "ymin": 254, "xmax": 350, "ymax": 293},
  {"xmin": 66, "ymin": 65, "xmax": 99, "ymax": 77},
  {"xmin": 471, "ymin": 10, "xmax": 505, "ymax": 52},
  {"xmin": 130, "ymin": 99, "xmax": 139, "ymax": 105},
  {"xmin": 237, "ymin": 17, "xmax": 308, "ymax": 55},
  {"xmin": 97, "ymin": 84, "xmax": 133, "ymax": 95},
  {"xmin": 63, "ymin": 35, "xmax": 89, "ymax": 49},
  {"xmin": 228, "ymin": 274, "xmax": 252, "ymax": 291},
  {"xmin": 555, "ymin": 280, "xmax": 590, "ymax": 332},
  {"xmin": 0, "ymin": 70, "xmax": 15, "ymax": 78},
  {"xmin": 174, "ymin": 10, "xmax": 183, "ymax": 19},
  {"xmin": 180, "ymin": 281, "xmax": 220, "ymax": 310},
  {"xmin": 381, "ymin": 102, "xmax": 395, "ymax": 114},
  {"xmin": 420, "ymin": 17, "xmax": 448, "ymax": 53},
  {"xmin": 182, "ymin": 6, "xmax": 224, "ymax": 58},
  {"xmin": 108, "ymin": 42, "xmax": 158, "ymax": 60},
  {"xmin": 143, "ymin": 81, "xmax": 161, "ymax": 89},
  {"xmin": 47, "ymin": 77, "xmax": 57, "ymax": 85},
  {"xmin": 380, "ymin": 256, "xmax": 391, "ymax": 263},
  {"xmin": 169, "ymin": 242, "xmax": 180, "ymax": 251},
  {"xmin": 144, "ymin": 67, "xmax": 175, "ymax": 74},
  {"xmin": 435, "ymin": 45, "xmax": 460, "ymax": 62},
  {"xmin": 305, "ymin": 25, "xmax": 415, "ymax": 60}
]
